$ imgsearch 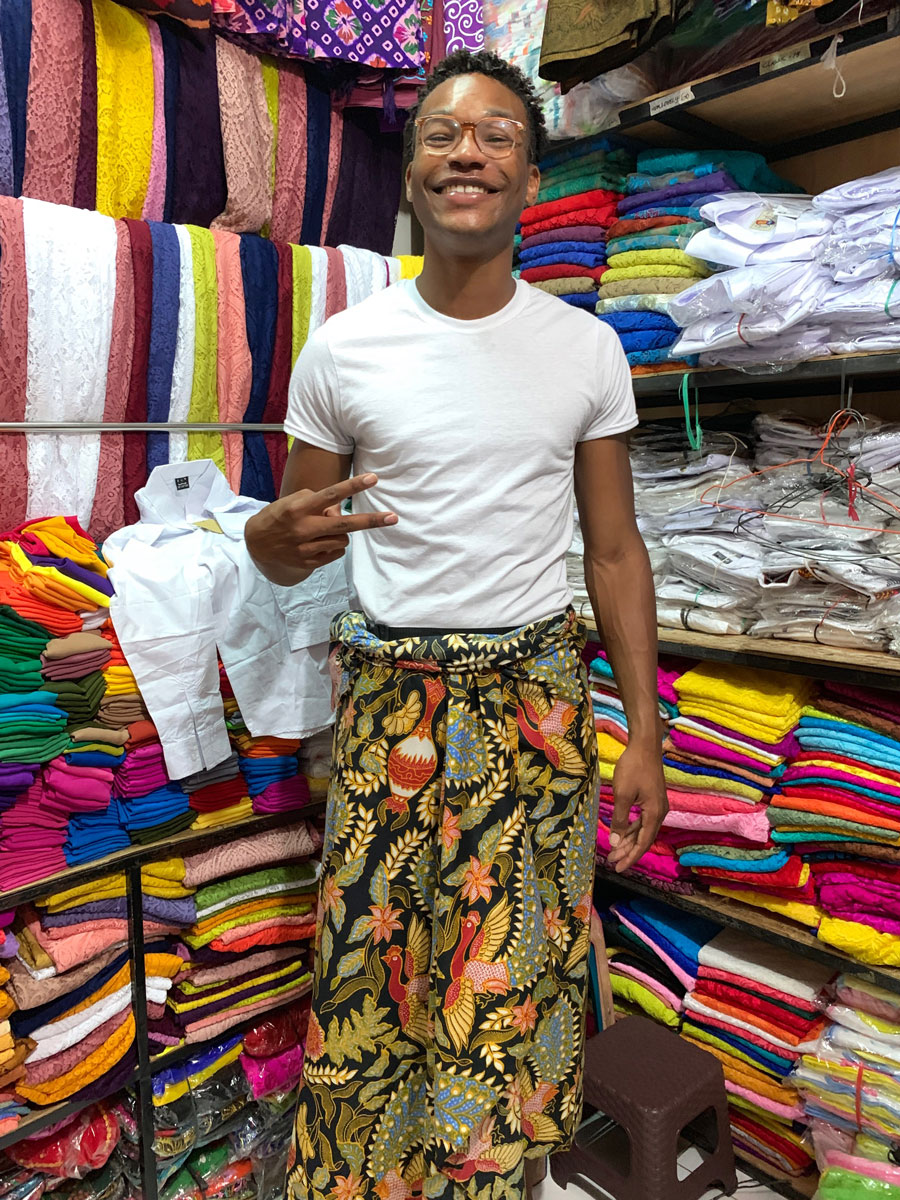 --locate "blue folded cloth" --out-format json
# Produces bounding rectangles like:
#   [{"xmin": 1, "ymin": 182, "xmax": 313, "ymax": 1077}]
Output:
[
  {"xmin": 239, "ymin": 754, "xmax": 298, "ymax": 796},
  {"xmin": 679, "ymin": 851, "xmax": 790, "ymax": 873},
  {"xmin": 619, "ymin": 329, "xmax": 679, "ymax": 353},
  {"xmin": 519, "ymin": 240, "xmax": 607, "ymax": 264},
  {"xmin": 617, "ymin": 205, "xmax": 703, "ymax": 221},
  {"xmin": 560, "ymin": 292, "xmax": 599, "ymax": 310},
  {"xmin": 599, "ymin": 311, "xmax": 680, "ymax": 334},
  {"xmin": 606, "ymin": 231, "xmax": 700, "ymax": 256},
  {"xmin": 64, "ymin": 749, "xmax": 127, "ymax": 768},
  {"xmin": 519, "ymin": 250, "xmax": 607, "ymax": 270}
]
